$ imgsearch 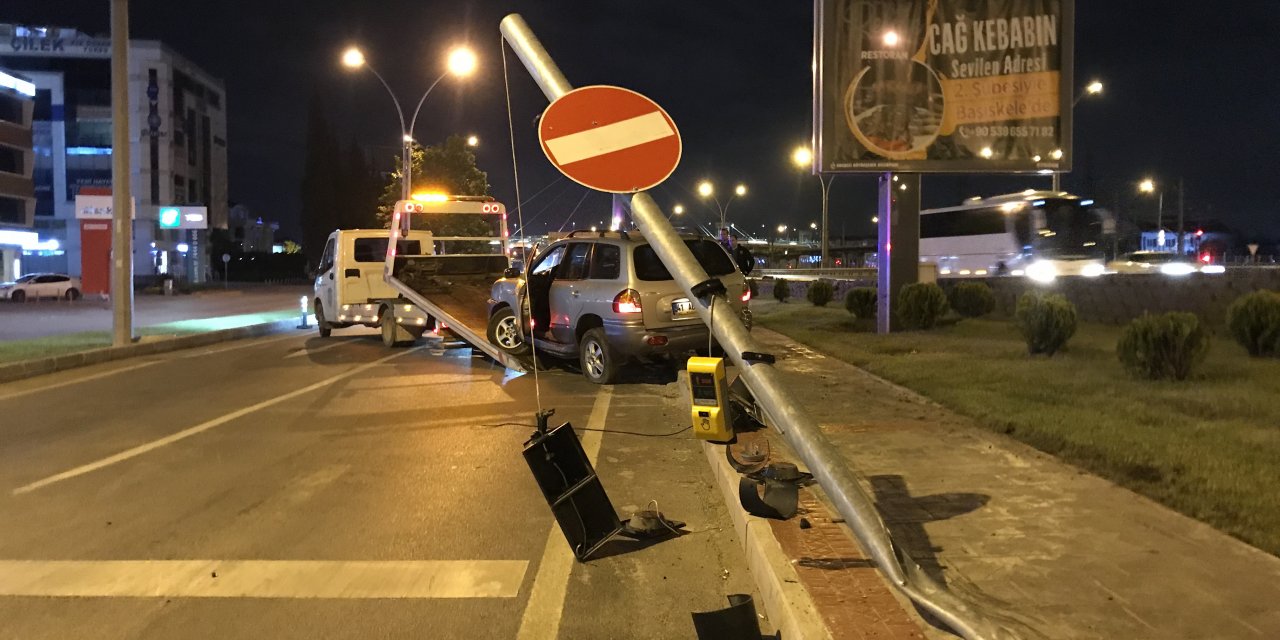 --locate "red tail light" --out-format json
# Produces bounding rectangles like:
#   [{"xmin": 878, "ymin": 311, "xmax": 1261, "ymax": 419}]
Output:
[
  {"xmin": 613, "ymin": 289, "xmax": 643, "ymax": 314},
  {"xmin": 1200, "ymin": 253, "xmax": 1212, "ymax": 264},
  {"xmin": 741, "ymin": 283, "xmax": 752, "ymax": 303}
]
